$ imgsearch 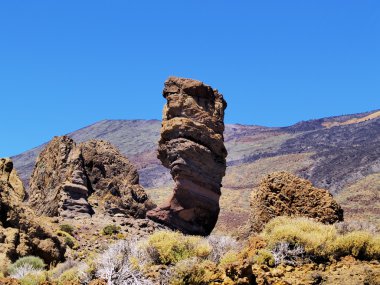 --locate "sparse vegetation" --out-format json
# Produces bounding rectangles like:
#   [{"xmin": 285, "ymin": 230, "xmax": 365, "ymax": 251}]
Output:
[
  {"xmin": 18, "ymin": 272, "xmax": 47, "ymax": 285},
  {"xmin": 102, "ymin": 224, "xmax": 121, "ymax": 235},
  {"xmin": 253, "ymin": 249, "xmax": 275, "ymax": 267},
  {"xmin": 8, "ymin": 256, "xmax": 45, "ymax": 278},
  {"xmin": 59, "ymin": 224, "xmax": 75, "ymax": 235},
  {"xmin": 4, "ymin": 218, "xmax": 380, "ymax": 284},
  {"xmin": 170, "ymin": 258, "xmax": 217, "ymax": 285},
  {"xmin": 143, "ymin": 231, "xmax": 212, "ymax": 265},
  {"xmin": 262, "ymin": 216, "xmax": 380, "ymax": 262},
  {"xmin": 56, "ymin": 230, "xmax": 79, "ymax": 249}
]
